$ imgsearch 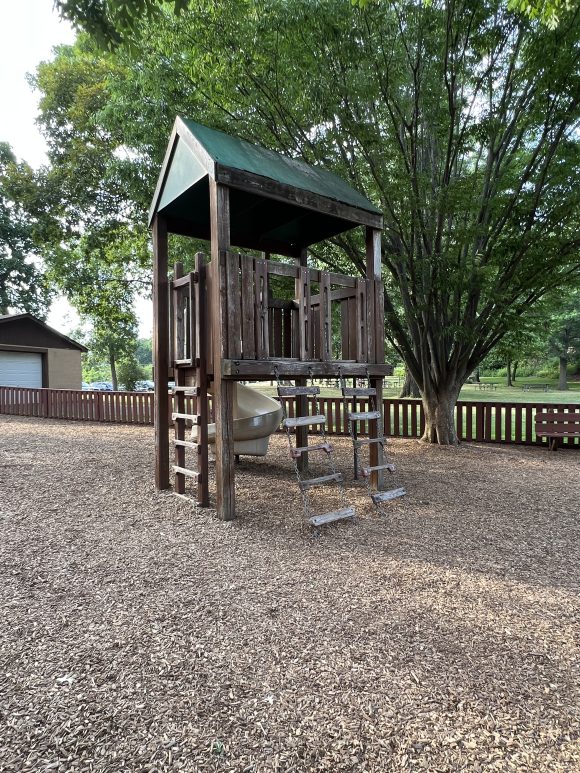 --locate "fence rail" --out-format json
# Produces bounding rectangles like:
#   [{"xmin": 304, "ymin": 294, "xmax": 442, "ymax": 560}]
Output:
[{"xmin": 1, "ymin": 387, "xmax": 578, "ymax": 448}]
